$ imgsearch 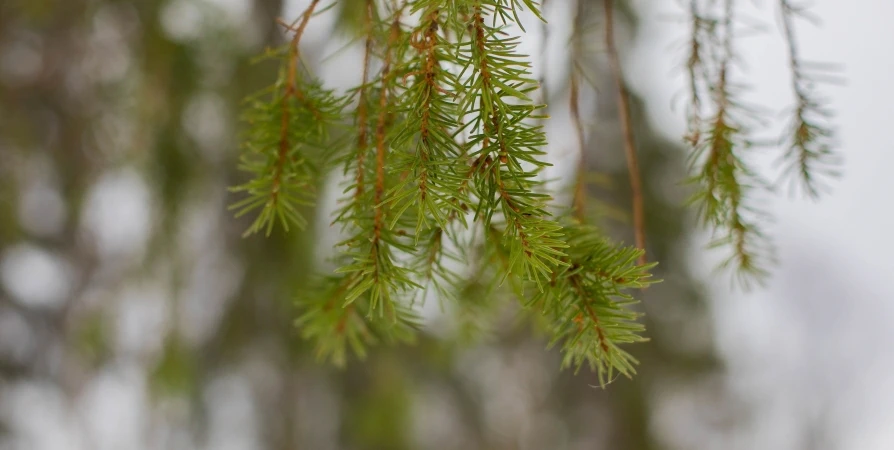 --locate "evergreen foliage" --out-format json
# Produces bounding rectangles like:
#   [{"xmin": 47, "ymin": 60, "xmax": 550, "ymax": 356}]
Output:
[{"xmin": 230, "ymin": 0, "xmax": 839, "ymax": 379}]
